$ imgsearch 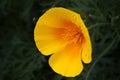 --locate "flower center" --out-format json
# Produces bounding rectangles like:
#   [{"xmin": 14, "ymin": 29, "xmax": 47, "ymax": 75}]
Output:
[{"xmin": 53, "ymin": 20, "xmax": 85, "ymax": 45}]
